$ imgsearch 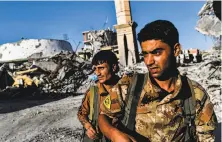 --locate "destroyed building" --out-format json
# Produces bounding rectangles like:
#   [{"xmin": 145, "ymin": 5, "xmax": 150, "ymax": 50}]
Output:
[
  {"xmin": 195, "ymin": 0, "xmax": 221, "ymax": 48},
  {"xmin": 0, "ymin": 39, "xmax": 93, "ymax": 99},
  {"xmin": 78, "ymin": 0, "xmax": 140, "ymax": 68},
  {"xmin": 0, "ymin": 1, "xmax": 221, "ymax": 141},
  {"xmin": 77, "ymin": 29, "xmax": 118, "ymax": 60},
  {"xmin": 0, "ymin": 39, "xmax": 73, "ymax": 62}
]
